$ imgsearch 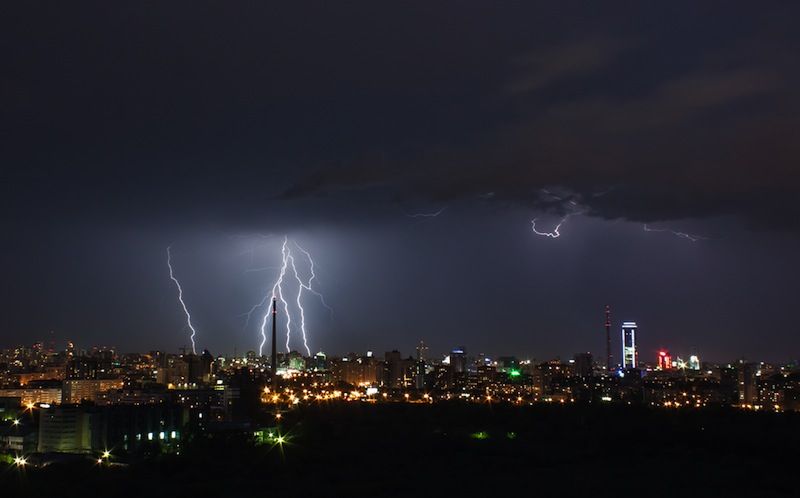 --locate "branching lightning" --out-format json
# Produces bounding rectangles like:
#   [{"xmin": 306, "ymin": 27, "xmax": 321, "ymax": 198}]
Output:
[
  {"xmin": 247, "ymin": 236, "xmax": 332, "ymax": 357},
  {"xmin": 530, "ymin": 189, "xmax": 587, "ymax": 239},
  {"xmin": 166, "ymin": 246, "xmax": 198, "ymax": 354},
  {"xmin": 531, "ymin": 213, "xmax": 574, "ymax": 238},
  {"xmin": 642, "ymin": 224, "xmax": 708, "ymax": 242}
]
